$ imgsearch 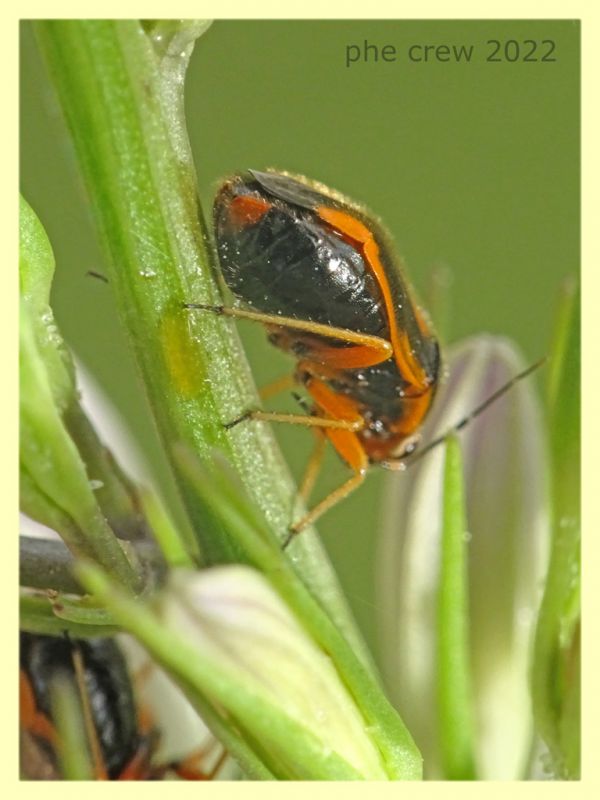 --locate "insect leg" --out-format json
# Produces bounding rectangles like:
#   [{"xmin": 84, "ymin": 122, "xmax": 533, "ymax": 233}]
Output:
[
  {"xmin": 224, "ymin": 409, "xmax": 363, "ymax": 432},
  {"xmin": 226, "ymin": 369, "xmax": 366, "ymax": 432},
  {"xmin": 70, "ymin": 641, "xmax": 109, "ymax": 779},
  {"xmin": 258, "ymin": 373, "xmax": 296, "ymax": 401},
  {"xmin": 297, "ymin": 432, "xmax": 328, "ymax": 504},
  {"xmin": 283, "ymin": 469, "xmax": 367, "ymax": 549},
  {"xmin": 183, "ymin": 303, "xmax": 393, "ymax": 367},
  {"xmin": 282, "ymin": 377, "xmax": 370, "ymax": 546}
]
